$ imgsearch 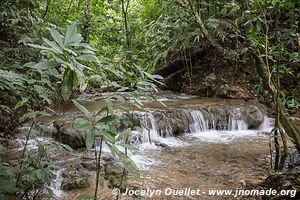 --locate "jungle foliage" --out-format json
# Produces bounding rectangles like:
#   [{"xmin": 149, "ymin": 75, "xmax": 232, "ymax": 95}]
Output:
[{"xmin": 0, "ymin": 0, "xmax": 300, "ymax": 199}]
